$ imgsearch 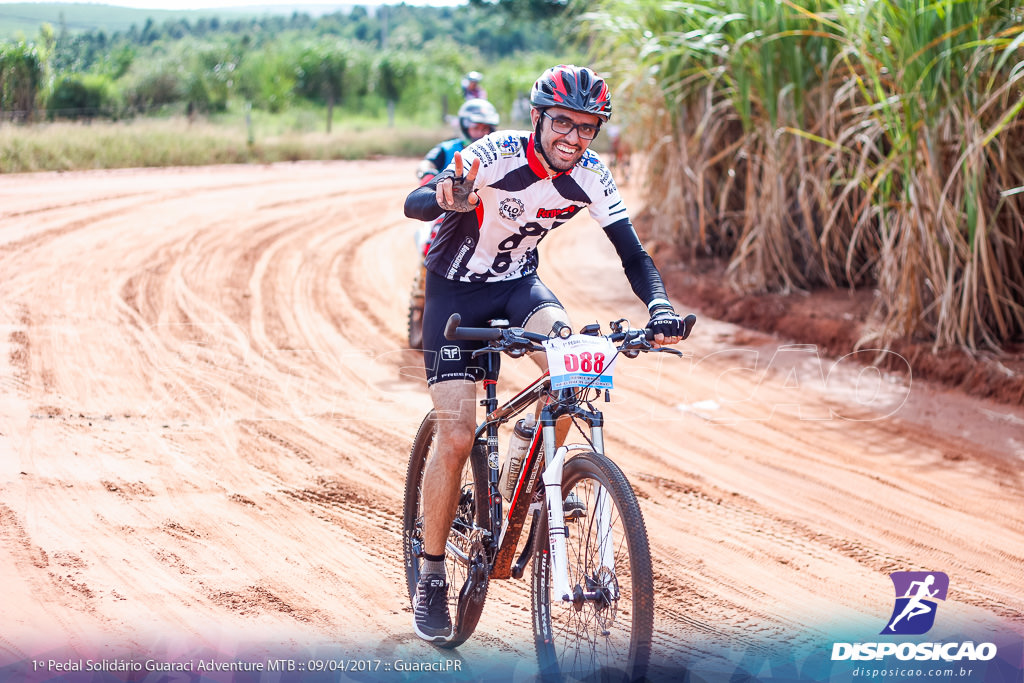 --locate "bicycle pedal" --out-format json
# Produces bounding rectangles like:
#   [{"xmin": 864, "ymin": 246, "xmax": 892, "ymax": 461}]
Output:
[{"xmin": 563, "ymin": 491, "xmax": 587, "ymax": 520}]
